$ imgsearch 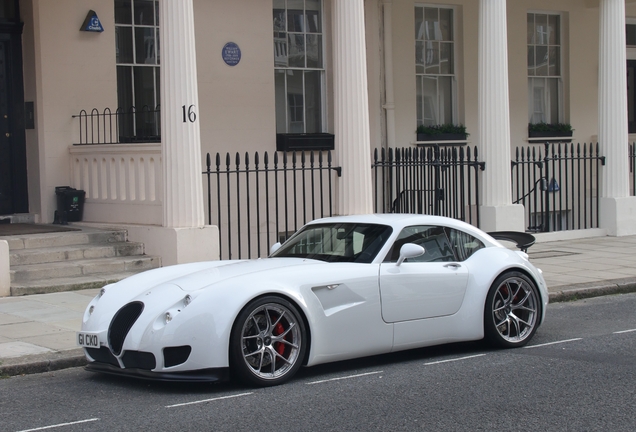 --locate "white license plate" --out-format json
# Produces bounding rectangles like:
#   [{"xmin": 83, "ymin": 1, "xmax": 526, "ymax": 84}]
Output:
[{"xmin": 77, "ymin": 332, "xmax": 100, "ymax": 348}]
